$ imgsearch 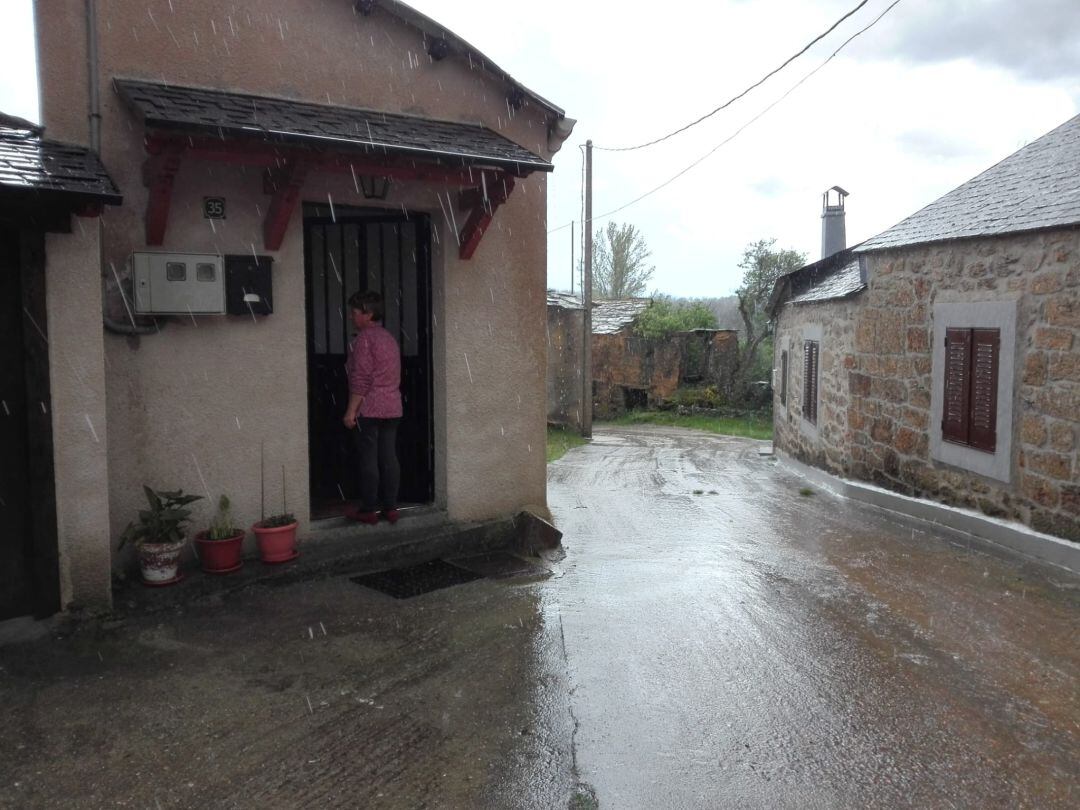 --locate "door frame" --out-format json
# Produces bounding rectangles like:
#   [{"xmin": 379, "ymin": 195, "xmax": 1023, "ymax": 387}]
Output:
[{"xmin": 301, "ymin": 203, "xmax": 435, "ymax": 516}]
